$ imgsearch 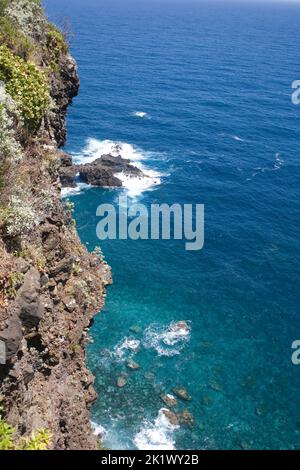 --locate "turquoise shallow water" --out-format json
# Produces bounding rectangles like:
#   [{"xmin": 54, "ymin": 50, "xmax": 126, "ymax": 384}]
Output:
[{"xmin": 45, "ymin": 0, "xmax": 300, "ymax": 449}]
